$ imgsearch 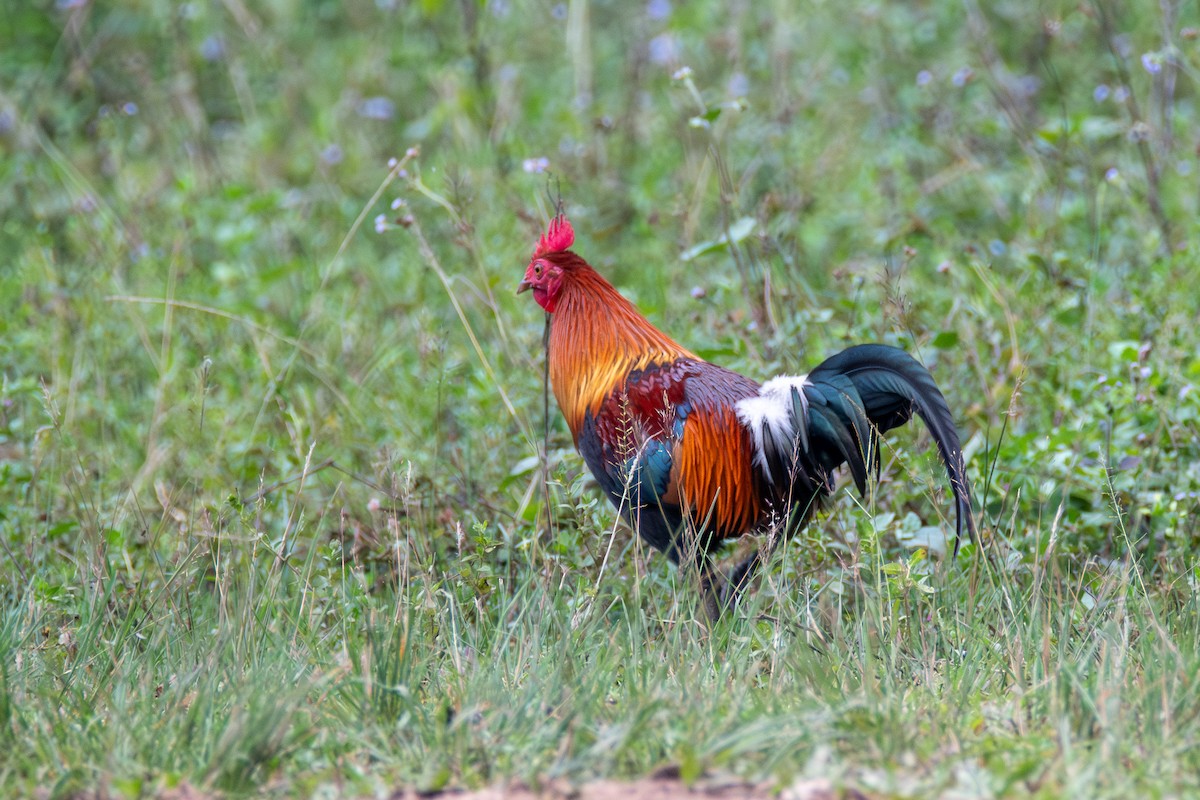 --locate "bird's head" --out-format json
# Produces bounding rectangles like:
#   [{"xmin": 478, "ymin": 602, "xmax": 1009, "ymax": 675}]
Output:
[{"xmin": 518, "ymin": 213, "xmax": 575, "ymax": 313}]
